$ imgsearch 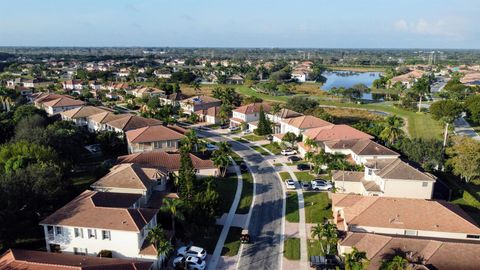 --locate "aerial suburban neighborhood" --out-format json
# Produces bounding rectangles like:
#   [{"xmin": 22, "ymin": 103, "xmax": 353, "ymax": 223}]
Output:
[{"xmin": 1, "ymin": 1, "xmax": 480, "ymax": 270}]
